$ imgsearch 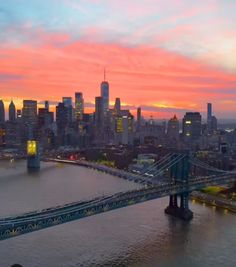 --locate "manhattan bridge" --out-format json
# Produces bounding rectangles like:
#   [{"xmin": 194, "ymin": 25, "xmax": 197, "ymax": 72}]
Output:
[{"xmin": 0, "ymin": 151, "xmax": 235, "ymax": 241}]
